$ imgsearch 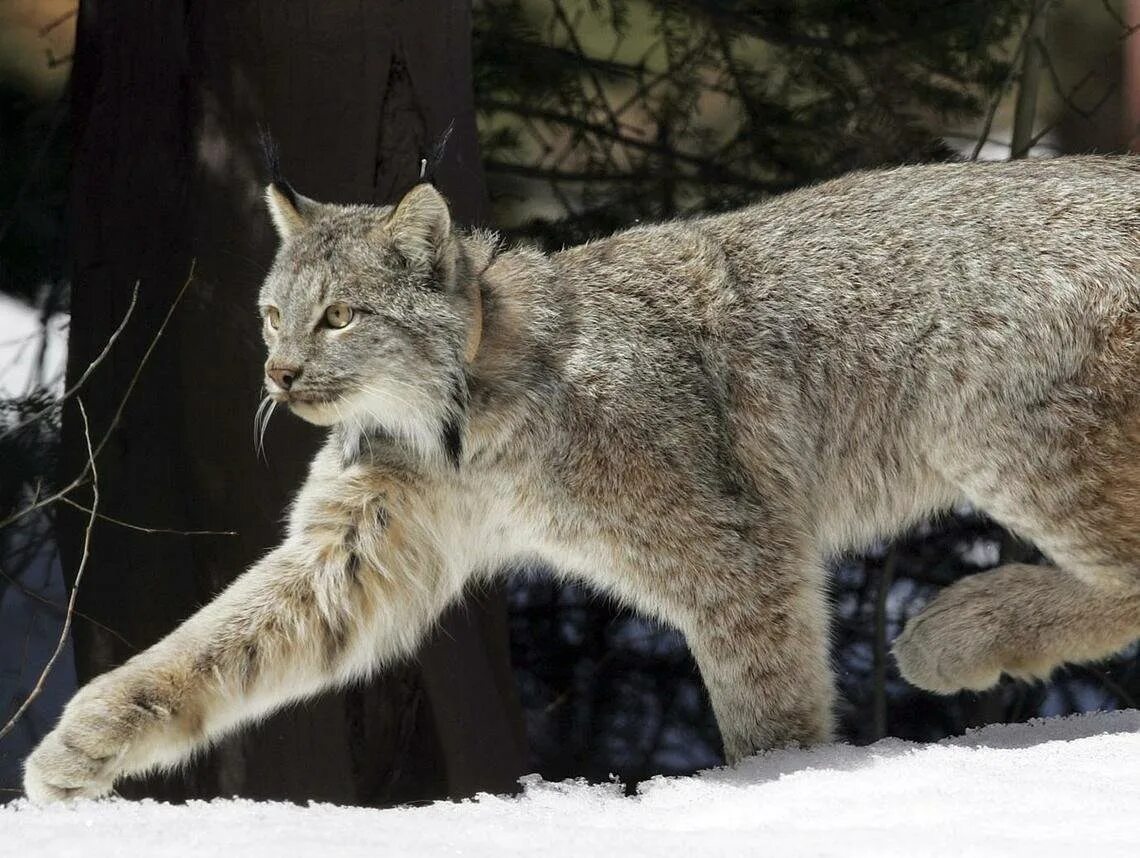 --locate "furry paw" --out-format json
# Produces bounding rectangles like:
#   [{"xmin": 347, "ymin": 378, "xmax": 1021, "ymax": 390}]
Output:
[
  {"xmin": 892, "ymin": 575, "xmax": 1014, "ymax": 694},
  {"xmin": 23, "ymin": 672, "xmax": 169, "ymax": 802}
]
